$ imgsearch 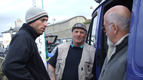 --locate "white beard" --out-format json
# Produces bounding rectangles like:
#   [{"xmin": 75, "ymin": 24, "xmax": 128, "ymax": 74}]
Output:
[{"xmin": 107, "ymin": 36, "xmax": 115, "ymax": 61}]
